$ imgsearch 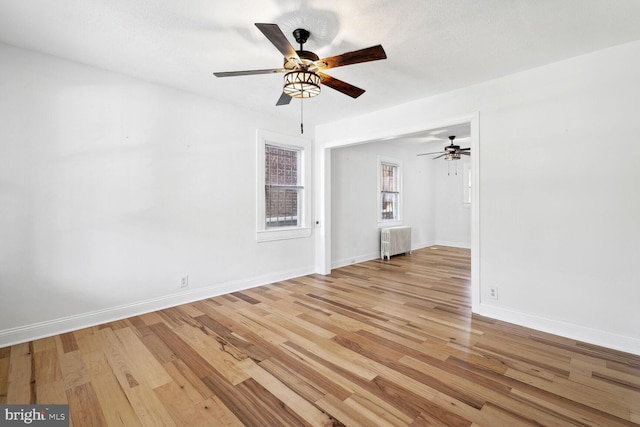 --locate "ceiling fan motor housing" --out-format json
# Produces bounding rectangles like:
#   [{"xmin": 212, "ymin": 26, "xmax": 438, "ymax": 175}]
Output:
[{"xmin": 284, "ymin": 50, "xmax": 319, "ymax": 70}]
